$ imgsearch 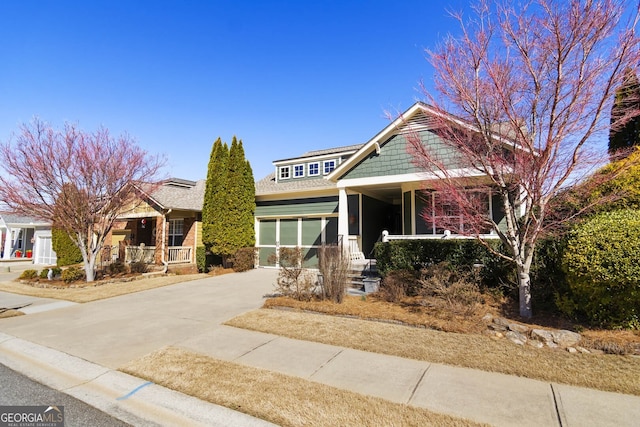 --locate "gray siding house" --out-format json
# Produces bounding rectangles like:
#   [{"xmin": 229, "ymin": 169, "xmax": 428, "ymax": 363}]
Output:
[{"xmin": 254, "ymin": 102, "xmax": 507, "ymax": 268}]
